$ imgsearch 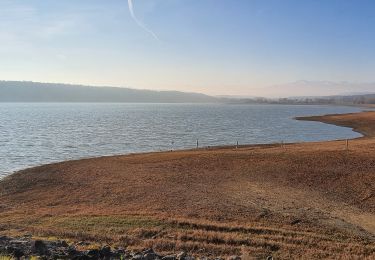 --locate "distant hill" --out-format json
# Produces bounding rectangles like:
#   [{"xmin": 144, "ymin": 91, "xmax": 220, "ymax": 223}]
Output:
[
  {"xmin": 0, "ymin": 81, "xmax": 218, "ymax": 103},
  {"xmin": 2, "ymin": 80, "xmax": 374, "ymax": 105}
]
